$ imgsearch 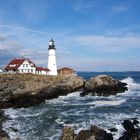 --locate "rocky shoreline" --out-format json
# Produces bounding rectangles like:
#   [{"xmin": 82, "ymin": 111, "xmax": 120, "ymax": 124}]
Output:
[
  {"xmin": 61, "ymin": 119, "xmax": 140, "ymax": 140},
  {"xmin": 0, "ymin": 73, "xmax": 128, "ymax": 139},
  {"xmin": 0, "ymin": 74, "xmax": 127, "ymax": 109}
]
